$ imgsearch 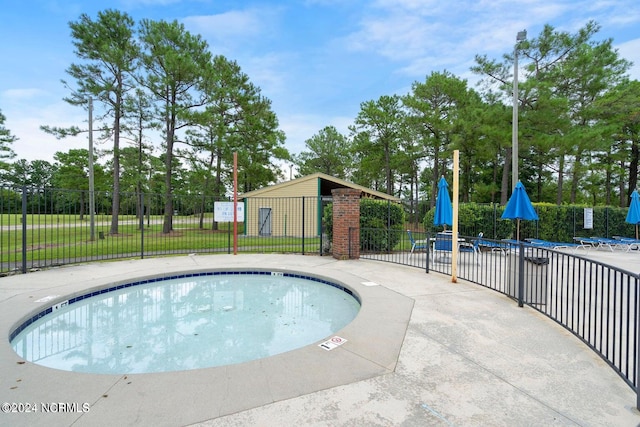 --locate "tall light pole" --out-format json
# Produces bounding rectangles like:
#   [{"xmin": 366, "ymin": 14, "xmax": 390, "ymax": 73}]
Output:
[
  {"xmin": 88, "ymin": 98, "xmax": 96, "ymax": 241},
  {"xmin": 512, "ymin": 29, "xmax": 527, "ymax": 191}
]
